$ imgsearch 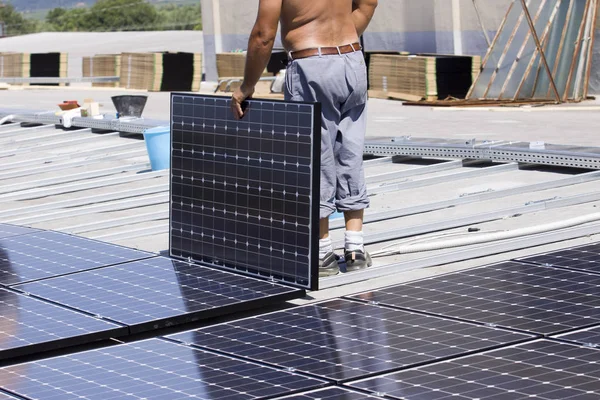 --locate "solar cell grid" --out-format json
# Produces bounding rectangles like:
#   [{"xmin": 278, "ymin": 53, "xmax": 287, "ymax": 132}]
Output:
[
  {"xmin": 0, "ymin": 339, "xmax": 326, "ymax": 400},
  {"xmin": 0, "ymin": 231, "xmax": 154, "ymax": 286},
  {"xmin": 346, "ymin": 261, "xmax": 600, "ymax": 335},
  {"xmin": 271, "ymin": 387, "xmax": 383, "ymax": 399},
  {"xmin": 168, "ymin": 299, "xmax": 532, "ymax": 382},
  {"xmin": 0, "ymin": 224, "xmax": 39, "ymax": 240},
  {"xmin": 349, "ymin": 340, "xmax": 600, "ymax": 400},
  {"xmin": 519, "ymin": 242, "xmax": 600, "ymax": 275},
  {"xmin": 170, "ymin": 94, "xmax": 320, "ymax": 290},
  {"xmin": 0, "ymin": 288, "xmax": 126, "ymax": 360},
  {"xmin": 15, "ymin": 257, "xmax": 304, "ymax": 334},
  {"xmin": 554, "ymin": 326, "xmax": 600, "ymax": 348}
]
